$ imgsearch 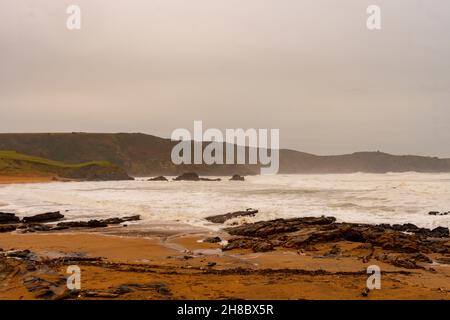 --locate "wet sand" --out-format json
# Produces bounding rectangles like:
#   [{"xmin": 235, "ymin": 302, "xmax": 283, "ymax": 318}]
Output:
[{"xmin": 1, "ymin": 227, "xmax": 450, "ymax": 300}]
